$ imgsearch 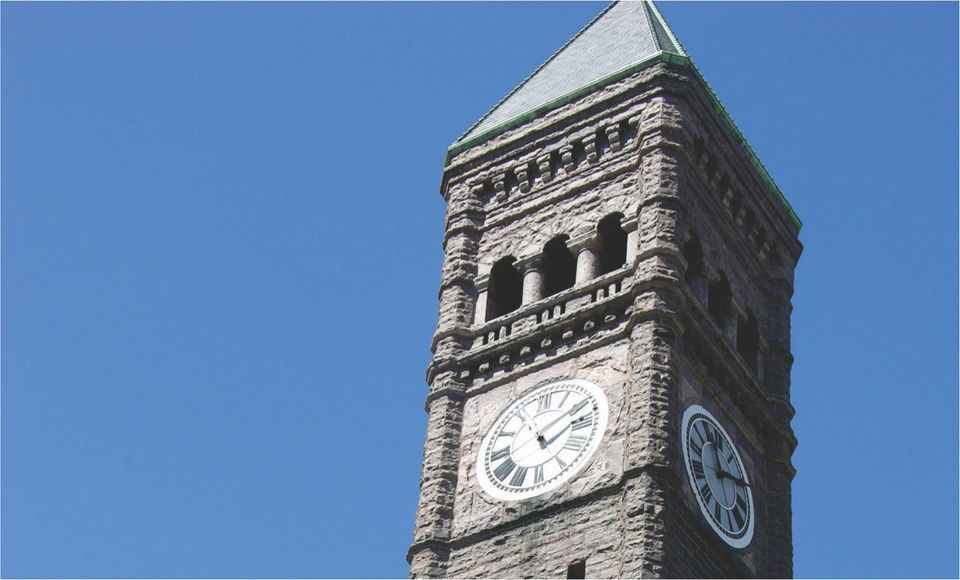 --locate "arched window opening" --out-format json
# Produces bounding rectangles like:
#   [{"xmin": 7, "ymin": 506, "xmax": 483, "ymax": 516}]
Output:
[
  {"xmin": 737, "ymin": 312, "xmax": 760, "ymax": 371},
  {"xmin": 708, "ymin": 273, "xmax": 732, "ymax": 328},
  {"xmin": 486, "ymin": 257, "xmax": 522, "ymax": 320},
  {"xmin": 542, "ymin": 237, "xmax": 576, "ymax": 297},
  {"xmin": 597, "ymin": 214, "xmax": 627, "ymax": 275}
]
